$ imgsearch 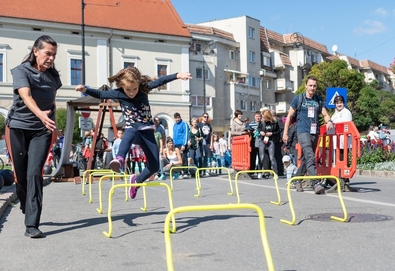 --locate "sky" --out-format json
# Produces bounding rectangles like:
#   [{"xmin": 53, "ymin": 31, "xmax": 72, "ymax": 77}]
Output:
[{"xmin": 171, "ymin": 0, "xmax": 395, "ymax": 68}]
